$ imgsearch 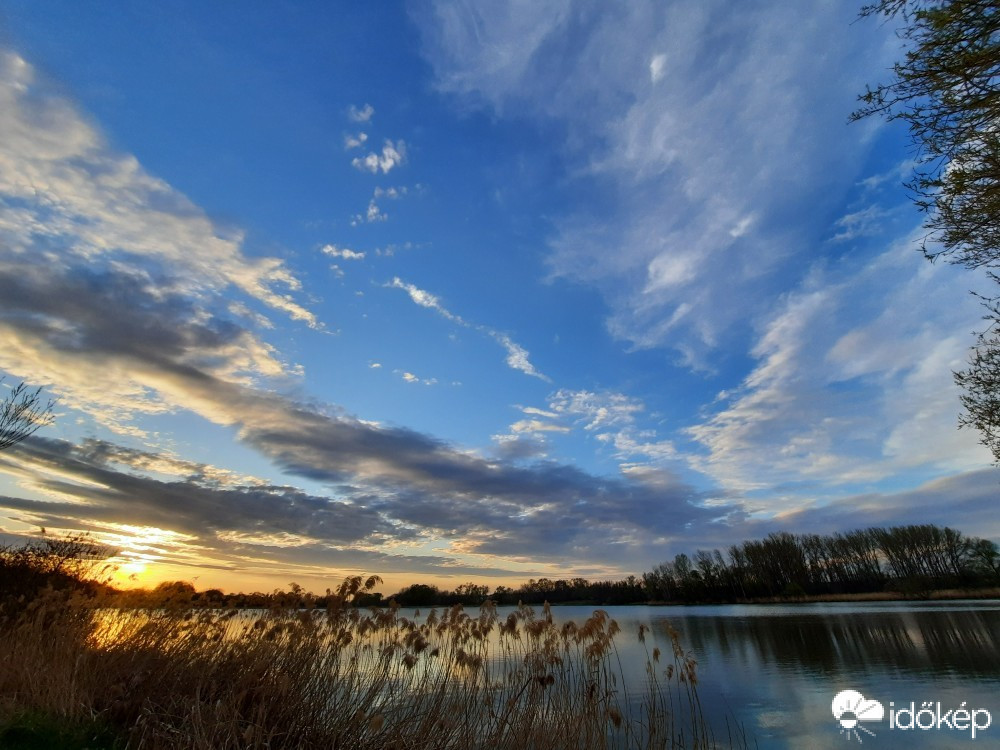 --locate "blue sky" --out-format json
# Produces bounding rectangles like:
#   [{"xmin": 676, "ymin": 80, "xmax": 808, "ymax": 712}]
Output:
[{"xmin": 0, "ymin": 0, "xmax": 996, "ymax": 592}]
